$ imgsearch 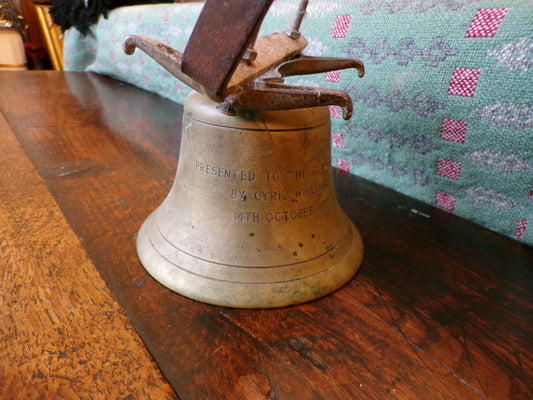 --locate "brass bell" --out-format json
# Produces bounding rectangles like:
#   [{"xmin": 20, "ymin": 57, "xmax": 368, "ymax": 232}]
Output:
[{"xmin": 125, "ymin": 0, "xmax": 364, "ymax": 308}]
